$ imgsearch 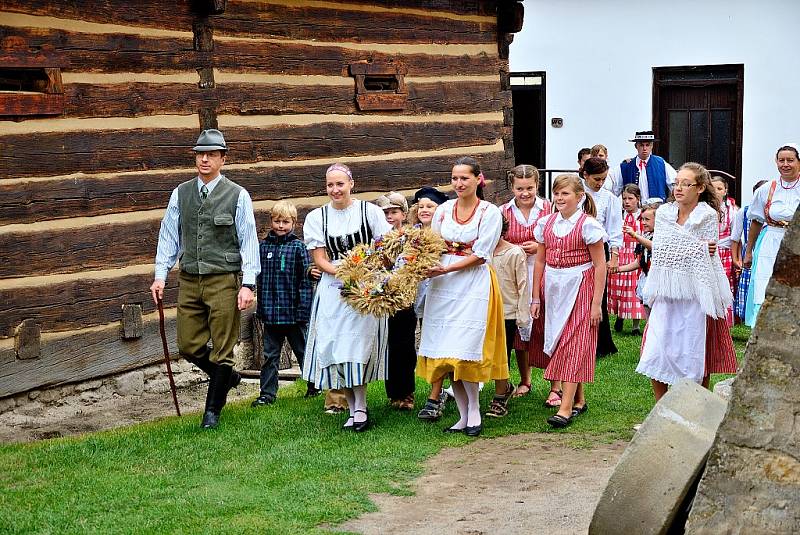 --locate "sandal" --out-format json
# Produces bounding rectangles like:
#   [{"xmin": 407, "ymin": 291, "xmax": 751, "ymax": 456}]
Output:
[
  {"xmin": 512, "ymin": 382, "xmax": 532, "ymax": 398},
  {"xmin": 398, "ymin": 395, "xmax": 415, "ymax": 411},
  {"xmin": 485, "ymin": 397, "xmax": 509, "ymax": 418},
  {"xmin": 547, "ymin": 413, "xmax": 572, "ymax": 428},
  {"xmin": 544, "ymin": 389, "xmax": 562, "ymax": 408},
  {"xmin": 417, "ymin": 398, "xmax": 443, "ymax": 421}
]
